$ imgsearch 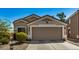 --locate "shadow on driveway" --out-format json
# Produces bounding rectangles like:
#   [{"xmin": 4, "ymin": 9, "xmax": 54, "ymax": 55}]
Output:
[{"xmin": 30, "ymin": 40, "xmax": 64, "ymax": 44}]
